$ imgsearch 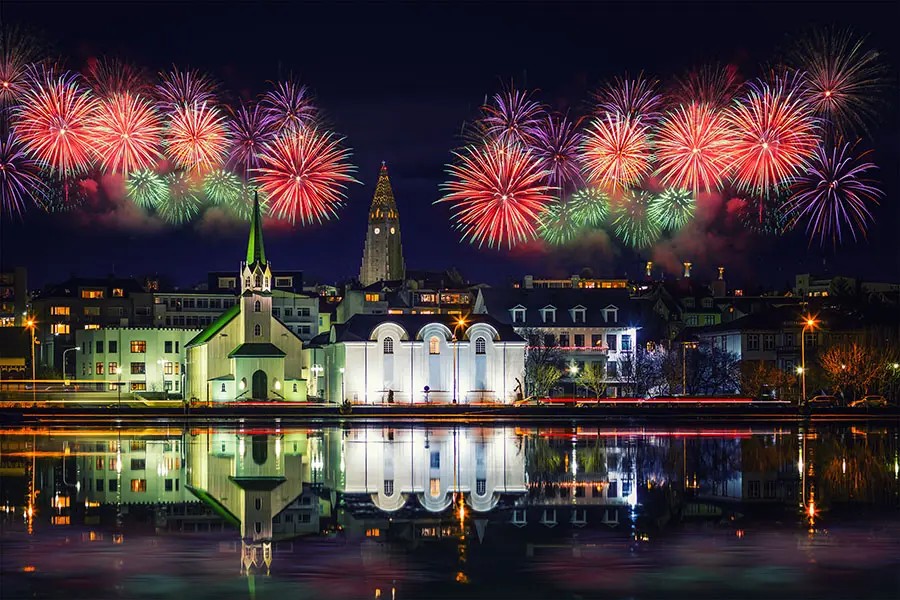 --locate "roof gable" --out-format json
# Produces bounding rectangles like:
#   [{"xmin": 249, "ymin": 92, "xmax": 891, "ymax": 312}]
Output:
[{"xmin": 186, "ymin": 304, "xmax": 240, "ymax": 347}]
